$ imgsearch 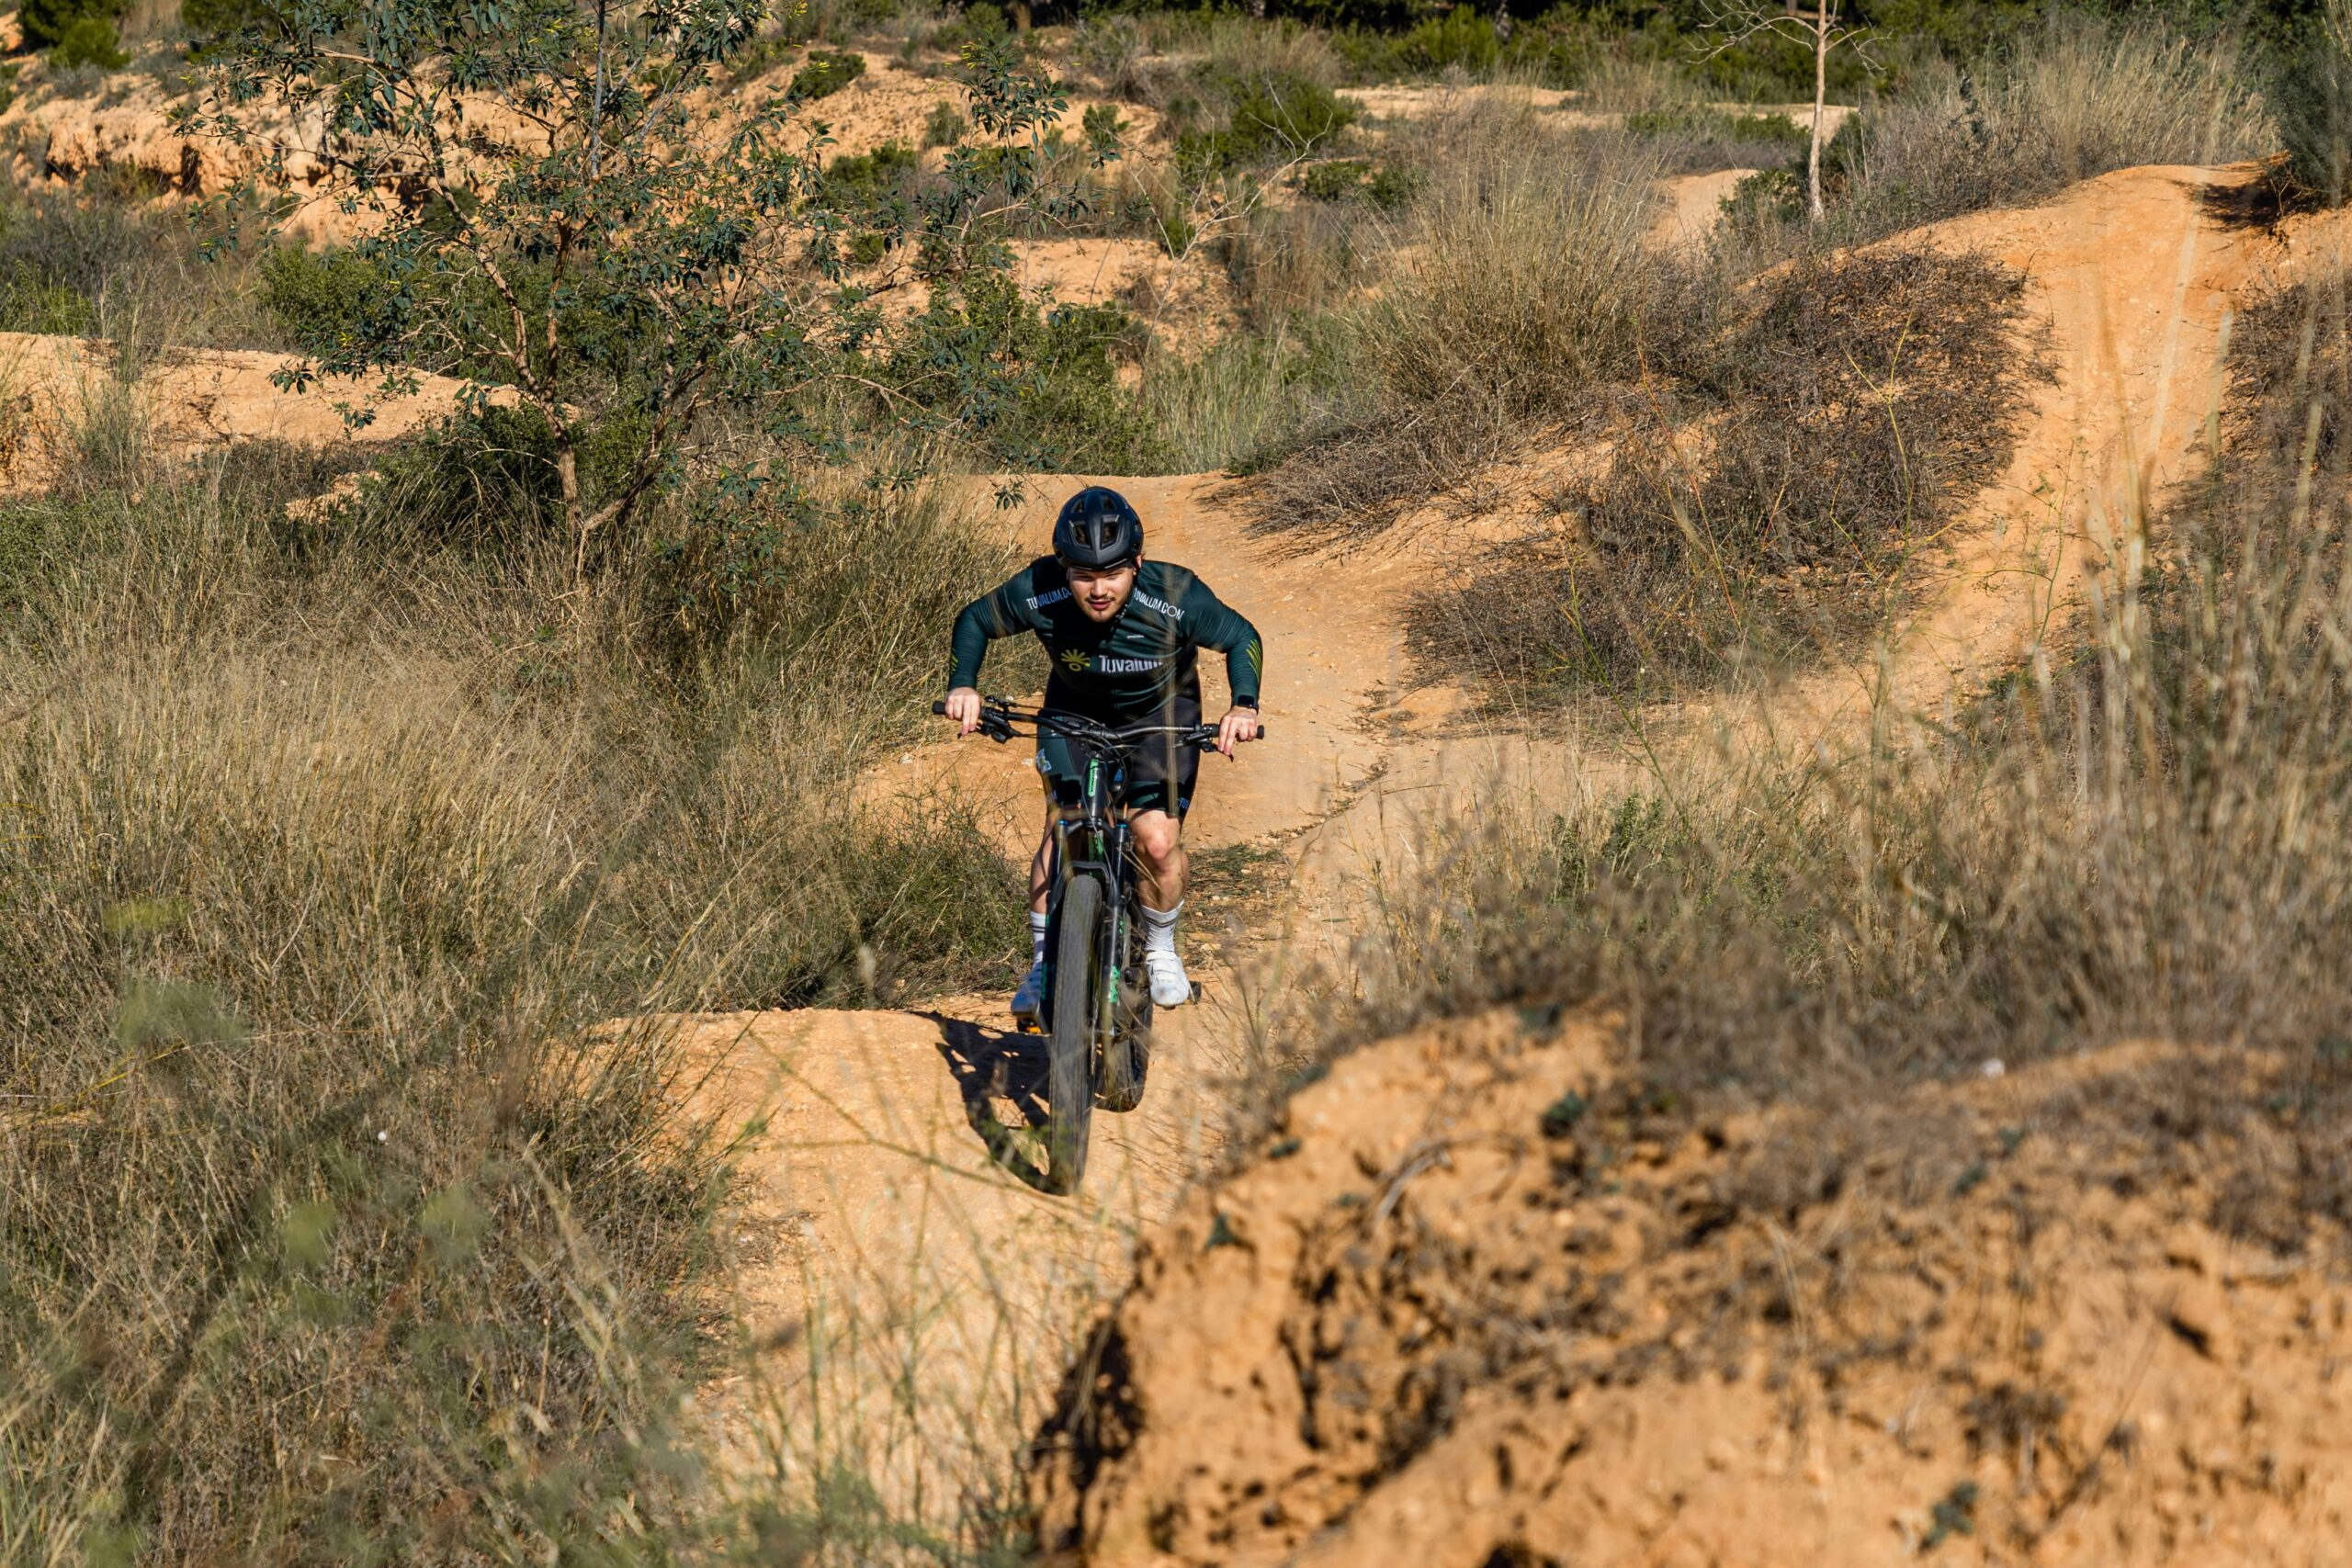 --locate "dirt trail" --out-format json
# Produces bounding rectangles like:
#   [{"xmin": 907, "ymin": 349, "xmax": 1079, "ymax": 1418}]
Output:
[{"xmin": 684, "ymin": 164, "xmax": 2352, "ymax": 1517}]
